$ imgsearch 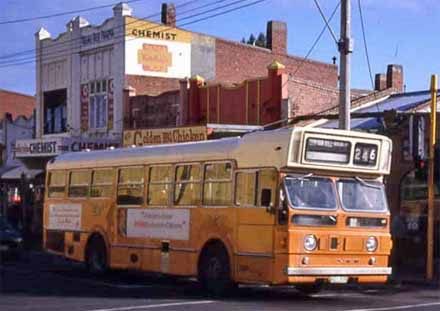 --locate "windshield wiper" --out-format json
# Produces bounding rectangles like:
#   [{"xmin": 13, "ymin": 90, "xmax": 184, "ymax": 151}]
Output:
[
  {"xmin": 355, "ymin": 176, "xmax": 383, "ymax": 190},
  {"xmin": 288, "ymin": 173, "xmax": 314, "ymax": 180}
]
